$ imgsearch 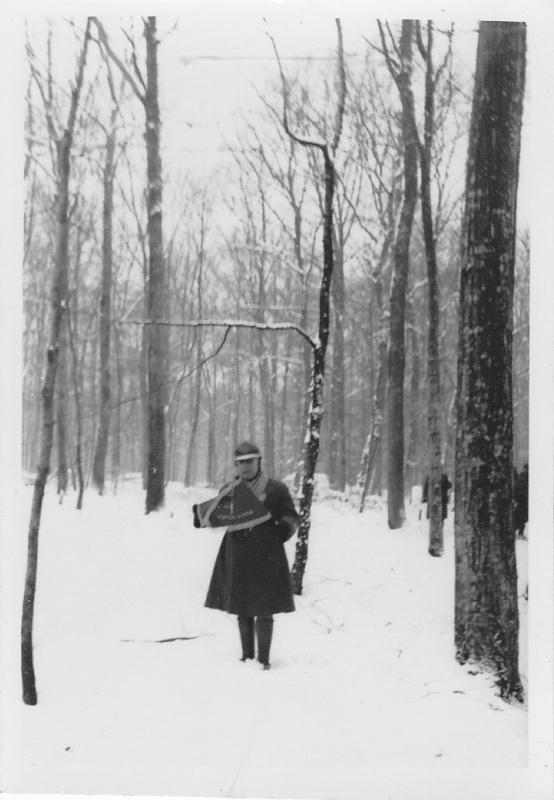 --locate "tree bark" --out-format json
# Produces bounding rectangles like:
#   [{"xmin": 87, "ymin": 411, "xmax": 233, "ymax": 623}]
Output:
[
  {"xmin": 454, "ymin": 21, "xmax": 526, "ymax": 701},
  {"xmin": 382, "ymin": 20, "xmax": 418, "ymax": 529},
  {"xmin": 291, "ymin": 148, "xmax": 336, "ymax": 594},
  {"xmin": 144, "ymin": 18, "xmax": 169, "ymax": 512}
]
